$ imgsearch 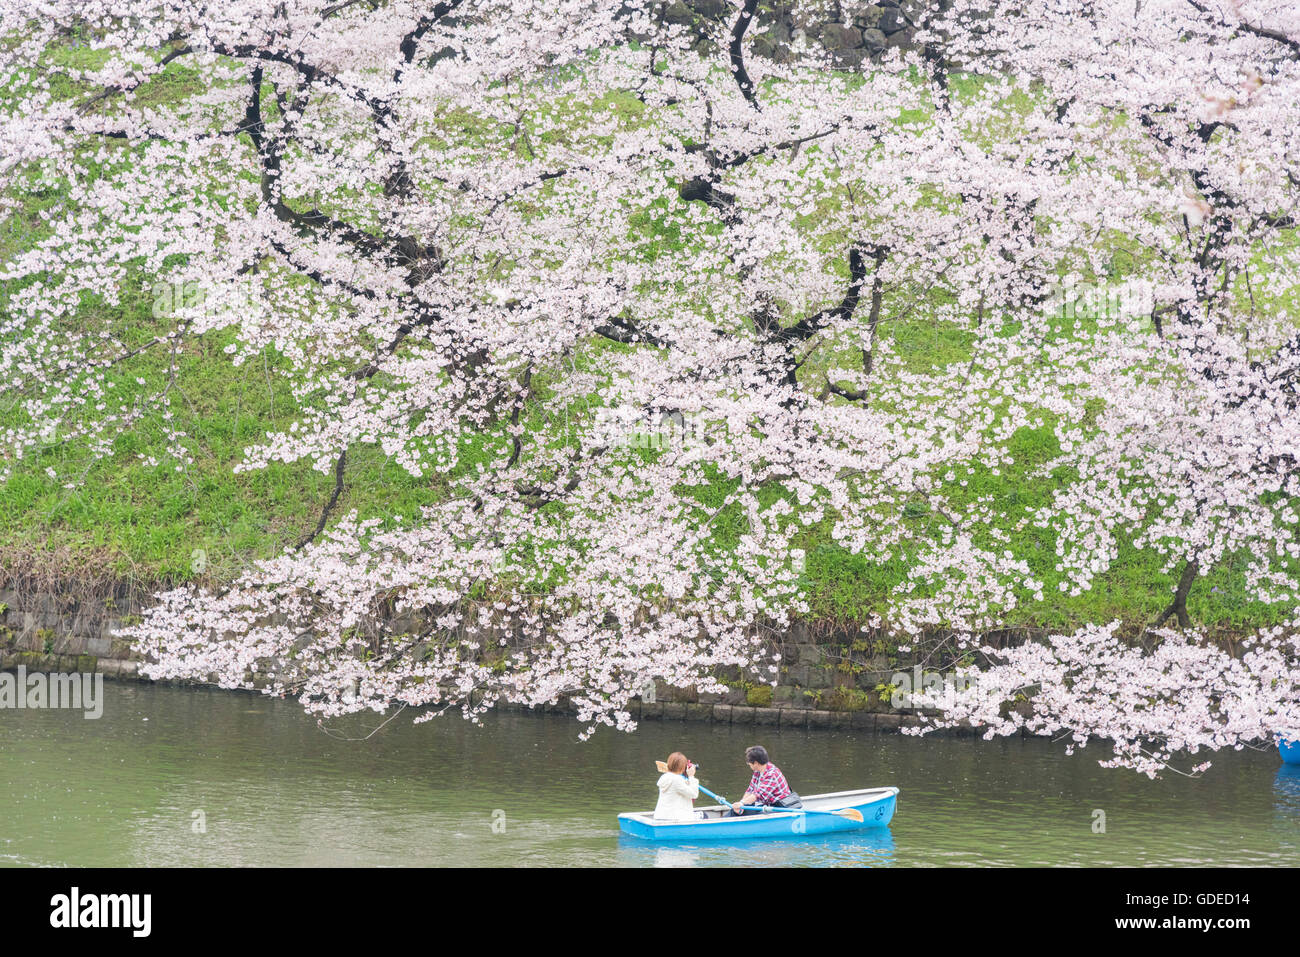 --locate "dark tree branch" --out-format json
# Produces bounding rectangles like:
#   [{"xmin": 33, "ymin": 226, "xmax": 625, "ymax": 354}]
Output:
[
  {"xmin": 72, "ymin": 40, "xmax": 192, "ymax": 115},
  {"xmin": 396, "ymin": 0, "xmax": 466, "ymax": 84},
  {"xmin": 728, "ymin": 0, "xmax": 761, "ymax": 109},
  {"xmin": 718, "ymin": 122, "xmax": 848, "ymax": 170},
  {"xmin": 595, "ymin": 315, "xmax": 668, "ymax": 348},
  {"xmin": 296, "ymin": 450, "xmax": 347, "ymax": 550},
  {"xmin": 1152, "ymin": 557, "xmax": 1200, "ymax": 630},
  {"xmin": 1187, "ymin": 0, "xmax": 1300, "ymax": 57},
  {"xmin": 506, "ymin": 366, "xmax": 533, "ymax": 469},
  {"xmin": 779, "ymin": 244, "xmax": 881, "ymax": 343}
]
